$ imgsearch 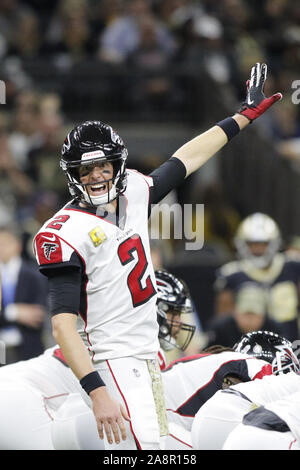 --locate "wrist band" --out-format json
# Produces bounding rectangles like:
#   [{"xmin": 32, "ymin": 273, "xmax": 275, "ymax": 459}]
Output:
[
  {"xmin": 80, "ymin": 371, "xmax": 105, "ymax": 395},
  {"xmin": 216, "ymin": 117, "xmax": 240, "ymax": 141}
]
